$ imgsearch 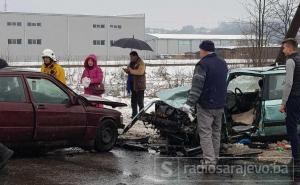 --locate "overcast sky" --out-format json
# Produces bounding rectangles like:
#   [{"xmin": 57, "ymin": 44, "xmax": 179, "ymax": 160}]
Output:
[{"xmin": 0, "ymin": 0, "xmax": 247, "ymax": 29}]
